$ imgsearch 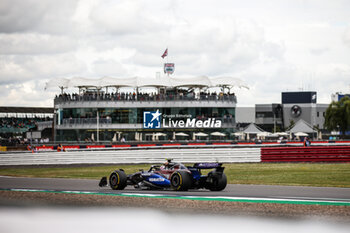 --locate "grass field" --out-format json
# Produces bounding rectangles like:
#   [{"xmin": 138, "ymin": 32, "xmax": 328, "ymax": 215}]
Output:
[{"xmin": 1, "ymin": 163, "xmax": 350, "ymax": 188}]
